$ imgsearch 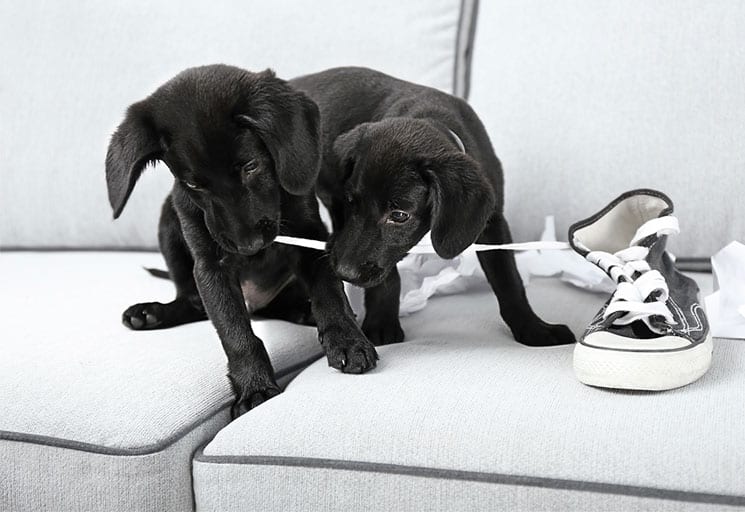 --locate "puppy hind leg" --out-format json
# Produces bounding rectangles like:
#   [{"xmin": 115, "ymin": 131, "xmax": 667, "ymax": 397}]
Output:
[
  {"xmin": 122, "ymin": 196, "xmax": 207, "ymax": 330},
  {"xmin": 476, "ymin": 213, "xmax": 575, "ymax": 346}
]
